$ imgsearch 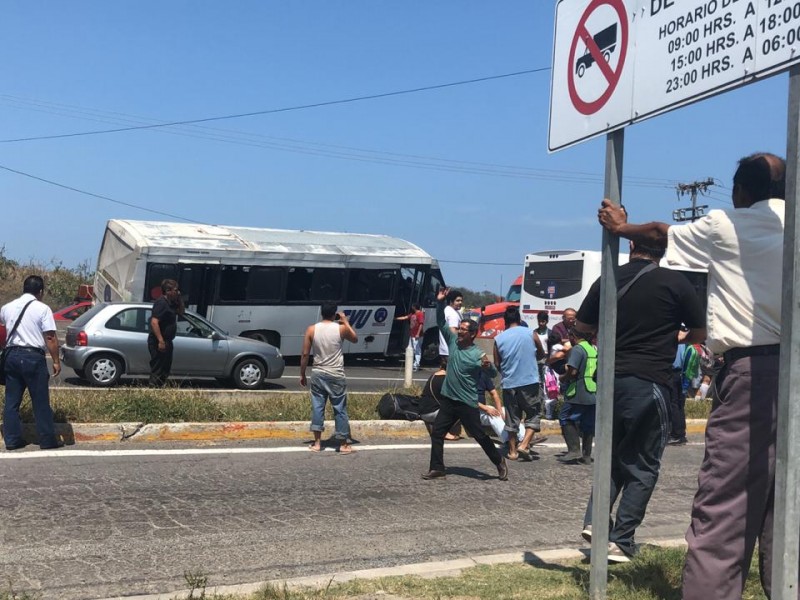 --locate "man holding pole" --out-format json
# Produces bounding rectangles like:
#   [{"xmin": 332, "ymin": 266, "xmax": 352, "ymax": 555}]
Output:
[{"xmin": 598, "ymin": 153, "xmax": 785, "ymax": 599}]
